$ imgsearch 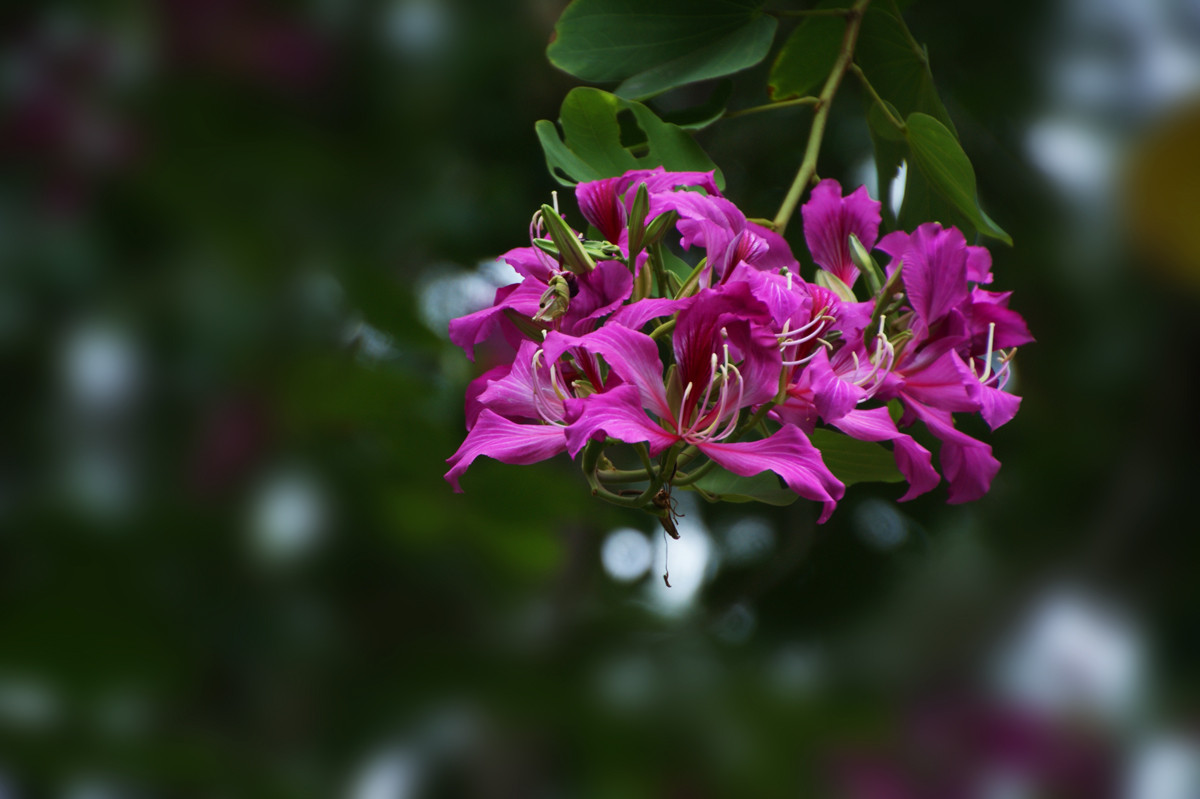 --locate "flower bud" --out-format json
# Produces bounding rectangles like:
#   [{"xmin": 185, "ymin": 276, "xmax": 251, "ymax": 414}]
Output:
[
  {"xmin": 627, "ymin": 182, "xmax": 650, "ymax": 257},
  {"xmin": 815, "ymin": 269, "xmax": 857, "ymax": 303},
  {"xmin": 533, "ymin": 273, "xmax": 572, "ymax": 322},
  {"xmin": 643, "ymin": 210, "xmax": 679, "ymax": 248},
  {"xmin": 582, "ymin": 240, "xmax": 625, "ymax": 261},
  {"xmin": 540, "ymin": 204, "xmax": 595, "ymax": 275},
  {"xmin": 849, "ymin": 233, "xmax": 885, "ymax": 295}
]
